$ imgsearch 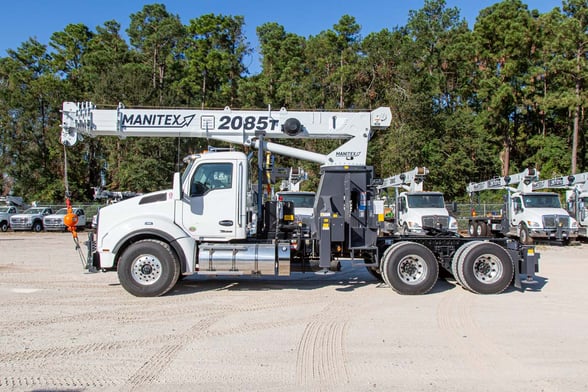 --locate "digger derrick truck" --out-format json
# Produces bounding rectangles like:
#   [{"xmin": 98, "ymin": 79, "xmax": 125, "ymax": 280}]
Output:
[
  {"xmin": 376, "ymin": 167, "xmax": 457, "ymax": 235},
  {"xmin": 467, "ymin": 168, "xmax": 578, "ymax": 245},
  {"xmin": 533, "ymin": 172, "xmax": 588, "ymax": 239},
  {"xmin": 61, "ymin": 102, "xmax": 539, "ymax": 297}
]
